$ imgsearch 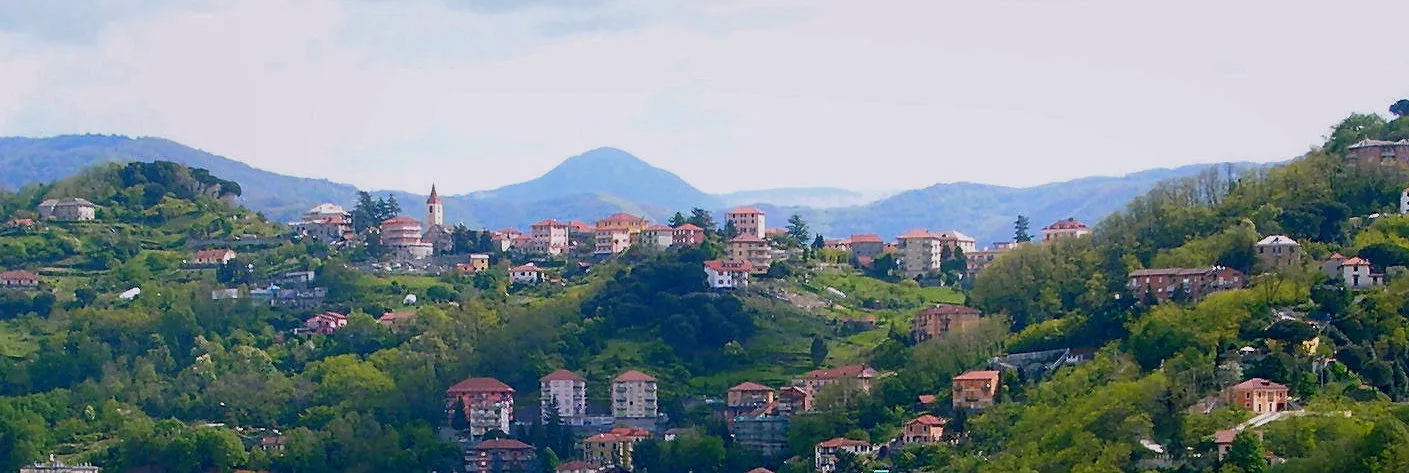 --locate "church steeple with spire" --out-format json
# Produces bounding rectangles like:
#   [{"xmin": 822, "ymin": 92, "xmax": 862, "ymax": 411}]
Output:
[{"xmin": 426, "ymin": 184, "xmax": 444, "ymax": 227}]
